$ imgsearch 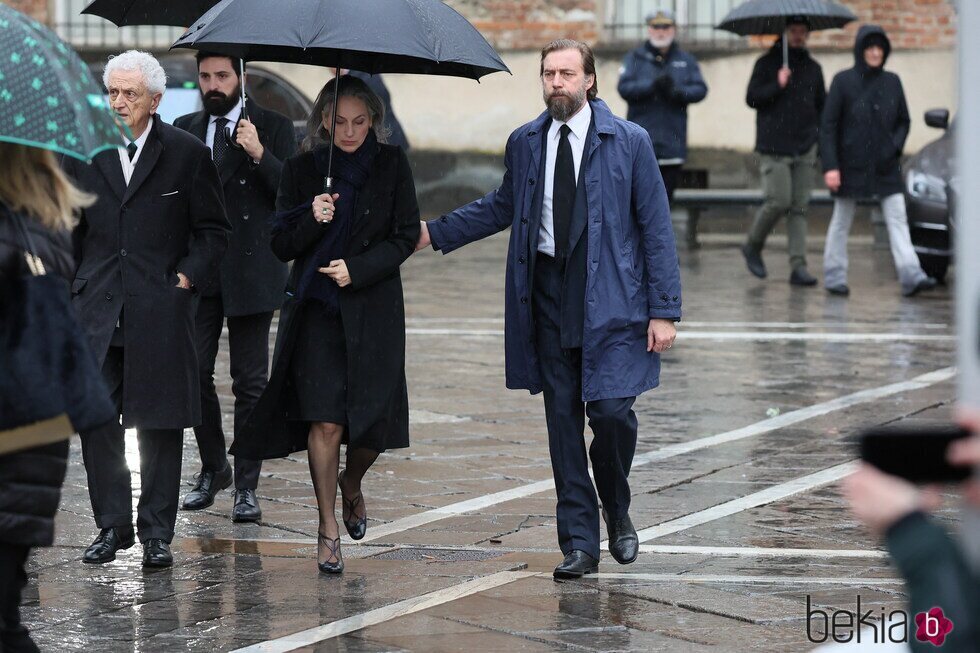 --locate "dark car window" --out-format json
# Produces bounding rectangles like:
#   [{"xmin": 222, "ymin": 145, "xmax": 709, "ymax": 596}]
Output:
[{"xmin": 246, "ymin": 72, "xmax": 309, "ymax": 122}]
